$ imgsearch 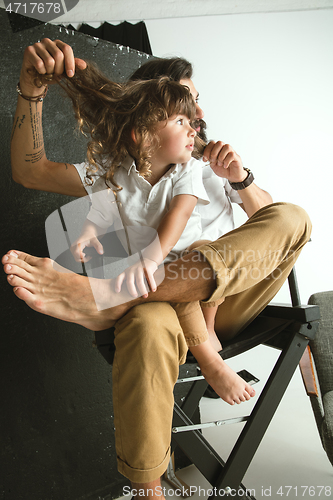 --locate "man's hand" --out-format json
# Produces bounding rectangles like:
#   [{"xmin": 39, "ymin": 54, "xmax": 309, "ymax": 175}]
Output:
[
  {"xmin": 203, "ymin": 141, "xmax": 247, "ymax": 183},
  {"xmin": 20, "ymin": 38, "xmax": 87, "ymax": 97},
  {"xmin": 115, "ymin": 258, "xmax": 158, "ymax": 299}
]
